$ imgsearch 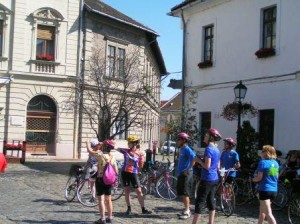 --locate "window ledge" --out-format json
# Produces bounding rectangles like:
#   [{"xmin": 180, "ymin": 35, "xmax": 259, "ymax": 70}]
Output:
[
  {"xmin": 0, "ymin": 57, "xmax": 8, "ymax": 61},
  {"xmin": 30, "ymin": 60, "xmax": 60, "ymax": 65}
]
